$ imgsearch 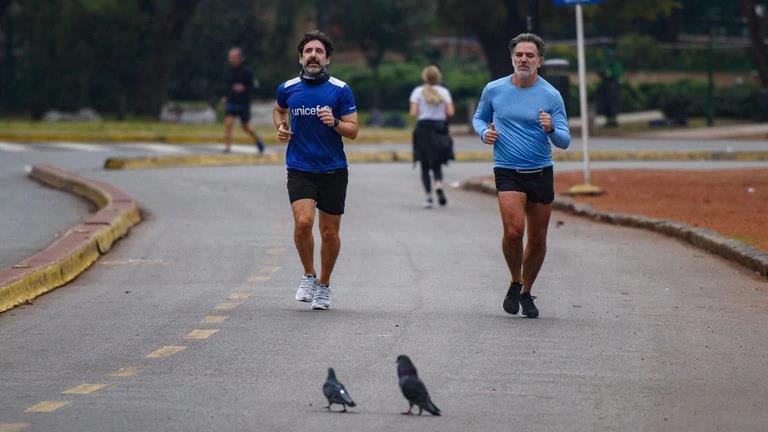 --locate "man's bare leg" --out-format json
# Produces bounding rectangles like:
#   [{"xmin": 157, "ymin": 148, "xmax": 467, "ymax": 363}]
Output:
[
  {"xmin": 498, "ymin": 191, "xmax": 527, "ymax": 282},
  {"xmin": 291, "ymin": 199, "xmax": 316, "ymax": 276},
  {"xmin": 317, "ymin": 210, "xmax": 341, "ymax": 286},
  {"xmin": 241, "ymin": 123, "xmax": 265, "ymax": 153},
  {"xmin": 223, "ymin": 115, "xmax": 235, "ymax": 153},
  {"xmin": 522, "ymin": 201, "xmax": 552, "ymax": 294}
]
